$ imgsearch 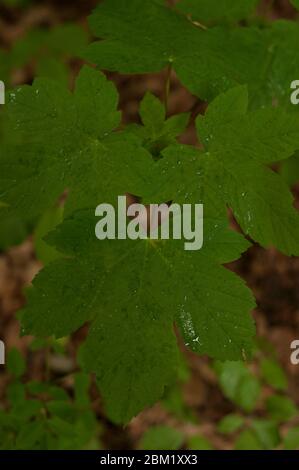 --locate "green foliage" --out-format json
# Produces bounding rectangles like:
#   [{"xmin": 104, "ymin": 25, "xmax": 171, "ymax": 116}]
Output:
[
  {"xmin": 233, "ymin": 419, "xmax": 280, "ymax": 451},
  {"xmin": 161, "ymin": 354, "xmax": 195, "ymax": 422},
  {"xmin": 1, "ymin": 24, "xmax": 88, "ymax": 87},
  {"xmin": 1, "ymin": 0, "xmax": 299, "ymax": 428},
  {"xmin": 266, "ymin": 395, "xmax": 298, "ymax": 422},
  {"xmin": 263, "ymin": 20, "xmax": 299, "ymax": 109},
  {"xmin": 280, "ymin": 151, "xmax": 299, "ymax": 187},
  {"xmin": 291, "ymin": 0, "xmax": 299, "ymax": 10},
  {"xmin": 18, "ymin": 206, "xmax": 254, "ymax": 423},
  {"xmin": 0, "ymin": 23, "xmax": 89, "ymax": 250},
  {"xmin": 0, "ymin": 349, "xmax": 100, "ymax": 450},
  {"xmin": 215, "ymin": 361, "xmax": 261, "ymax": 412},
  {"xmin": 3, "ymin": 70, "xmax": 299, "ymax": 423},
  {"xmin": 176, "ymin": 0, "xmax": 259, "ymax": 25},
  {"xmin": 85, "ymin": 0, "xmax": 269, "ymax": 102},
  {"xmin": 260, "ymin": 358, "xmax": 288, "ymax": 391},
  {"xmin": 187, "ymin": 434, "xmax": 214, "ymax": 450},
  {"xmin": 235, "ymin": 429, "xmax": 263, "ymax": 450},
  {"xmin": 250, "ymin": 419, "xmax": 280, "ymax": 450},
  {"xmin": 36, "ymin": 58, "xmax": 69, "ymax": 87},
  {"xmin": 147, "ymin": 86, "xmax": 299, "ymax": 255},
  {"xmin": 139, "ymin": 425, "xmax": 184, "ymax": 450},
  {"xmin": 34, "ymin": 204, "xmax": 64, "ymax": 265},
  {"xmin": 6, "ymin": 348, "xmax": 26, "ymax": 378},
  {"xmin": 215, "ymin": 346, "xmax": 298, "ymax": 450},
  {"xmin": 283, "ymin": 427, "xmax": 299, "ymax": 450},
  {"xmin": 0, "ymin": 50, "xmax": 10, "ymax": 85},
  {"xmin": 85, "ymin": 0, "xmax": 299, "ymax": 109},
  {"xmin": 0, "ymin": 205, "xmax": 29, "ymax": 250},
  {"xmin": 127, "ymin": 91, "xmax": 190, "ymax": 155},
  {"xmin": 133, "ymin": 338, "xmax": 295, "ymax": 451},
  {"xmin": 218, "ymin": 414, "xmax": 244, "ymax": 434},
  {"xmin": 0, "ymin": 104, "xmax": 32, "ymax": 250},
  {"xmin": 1, "ymin": 66, "xmax": 150, "ymax": 221}
]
